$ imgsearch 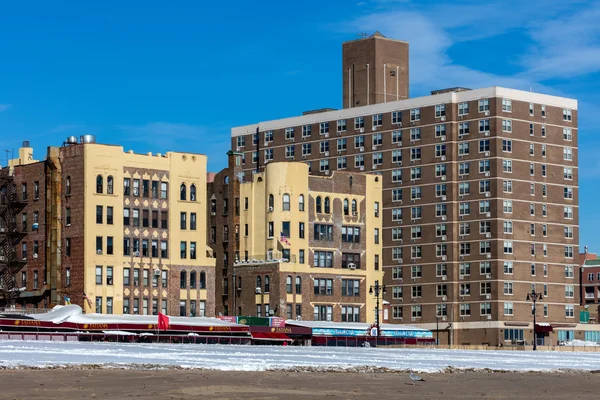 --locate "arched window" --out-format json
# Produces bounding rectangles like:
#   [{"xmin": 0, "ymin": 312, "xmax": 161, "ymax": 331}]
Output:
[
  {"xmin": 107, "ymin": 176, "xmax": 114, "ymax": 194},
  {"xmin": 352, "ymin": 199, "xmax": 357, "ymax": 216},
  {"xmin": 190, "ymin": 184, "xmax": 197, "ymax": 201},
  {"xmin": 295, "ymin": 276, "xmax": 301, "ymax": 294},
  {"xmin": 224, "ymin": 176, "xmax": 229, "ymax": 185},
  {"xmin": 200, "ymin": 271, "xmax": 206, "ymax": 289},
  {"xmin": 316, "ymin": 196, "xmax": 322, "ymax": 213},
  {"xmin": 256, "ymin": 276, "xmax": 262, "ymax": 290},
  {"xmin": 298, "ymin": 194, "xmax": 305, "ymax": 211},
  {"xmin": 96, "ymin": 175, "xmax": 103, "ymax": 194},
  {"xmin": 282, "ymin": 193, "xmax": 290, "ymax": 211},
  {"xmin": 180, "ymin": 270, "xmax": 187, "ymax": 289},
  {"xmin": 264, "ymin": 275, "xmax": 270, "ymax": 293},
  {"xmin": 268, "ymin": 194, "xmax": 274, "ymax": 210},
  {"xmin": 180, "ymin": 183, "xmax": 187, "ymax": 201},
  {"xmin": 286, "ymin": 276, "xmax": 293, "ymax": 293},
  {"xmin": 190, "ymin": 271, "xmax": 197, "ymax": 289},
  {"xmin": 324, "ymin": 197, "xmax": 331, "ymax": 214},
  {"xmin": 66, "ymin": 176, "xmax": 71, "ymax": 196},
  {"xmin": 343, "ymin": 199, "xmax": 349, "ymax": 216}
]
